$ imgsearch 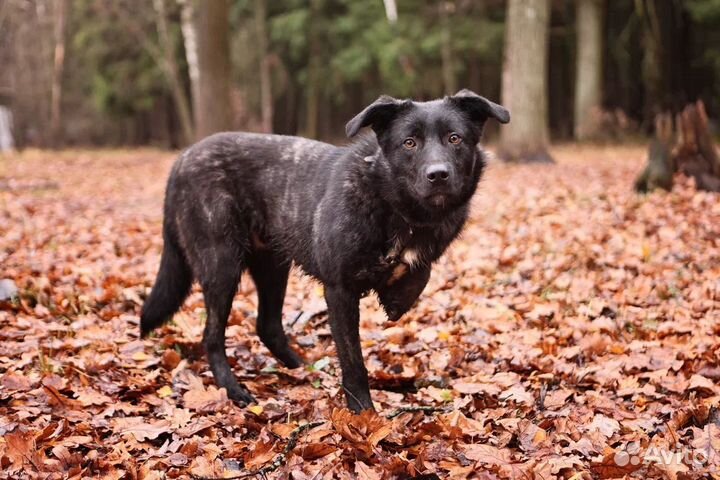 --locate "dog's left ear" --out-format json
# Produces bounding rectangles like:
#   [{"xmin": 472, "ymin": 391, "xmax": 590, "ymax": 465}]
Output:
[
  {"xmin": 345, "ymin": 95, "xmax": 408, "ymax": 138},
  {"xmin": 448, "ymin": 89, "xmax": 510, "ymax": 127}
]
